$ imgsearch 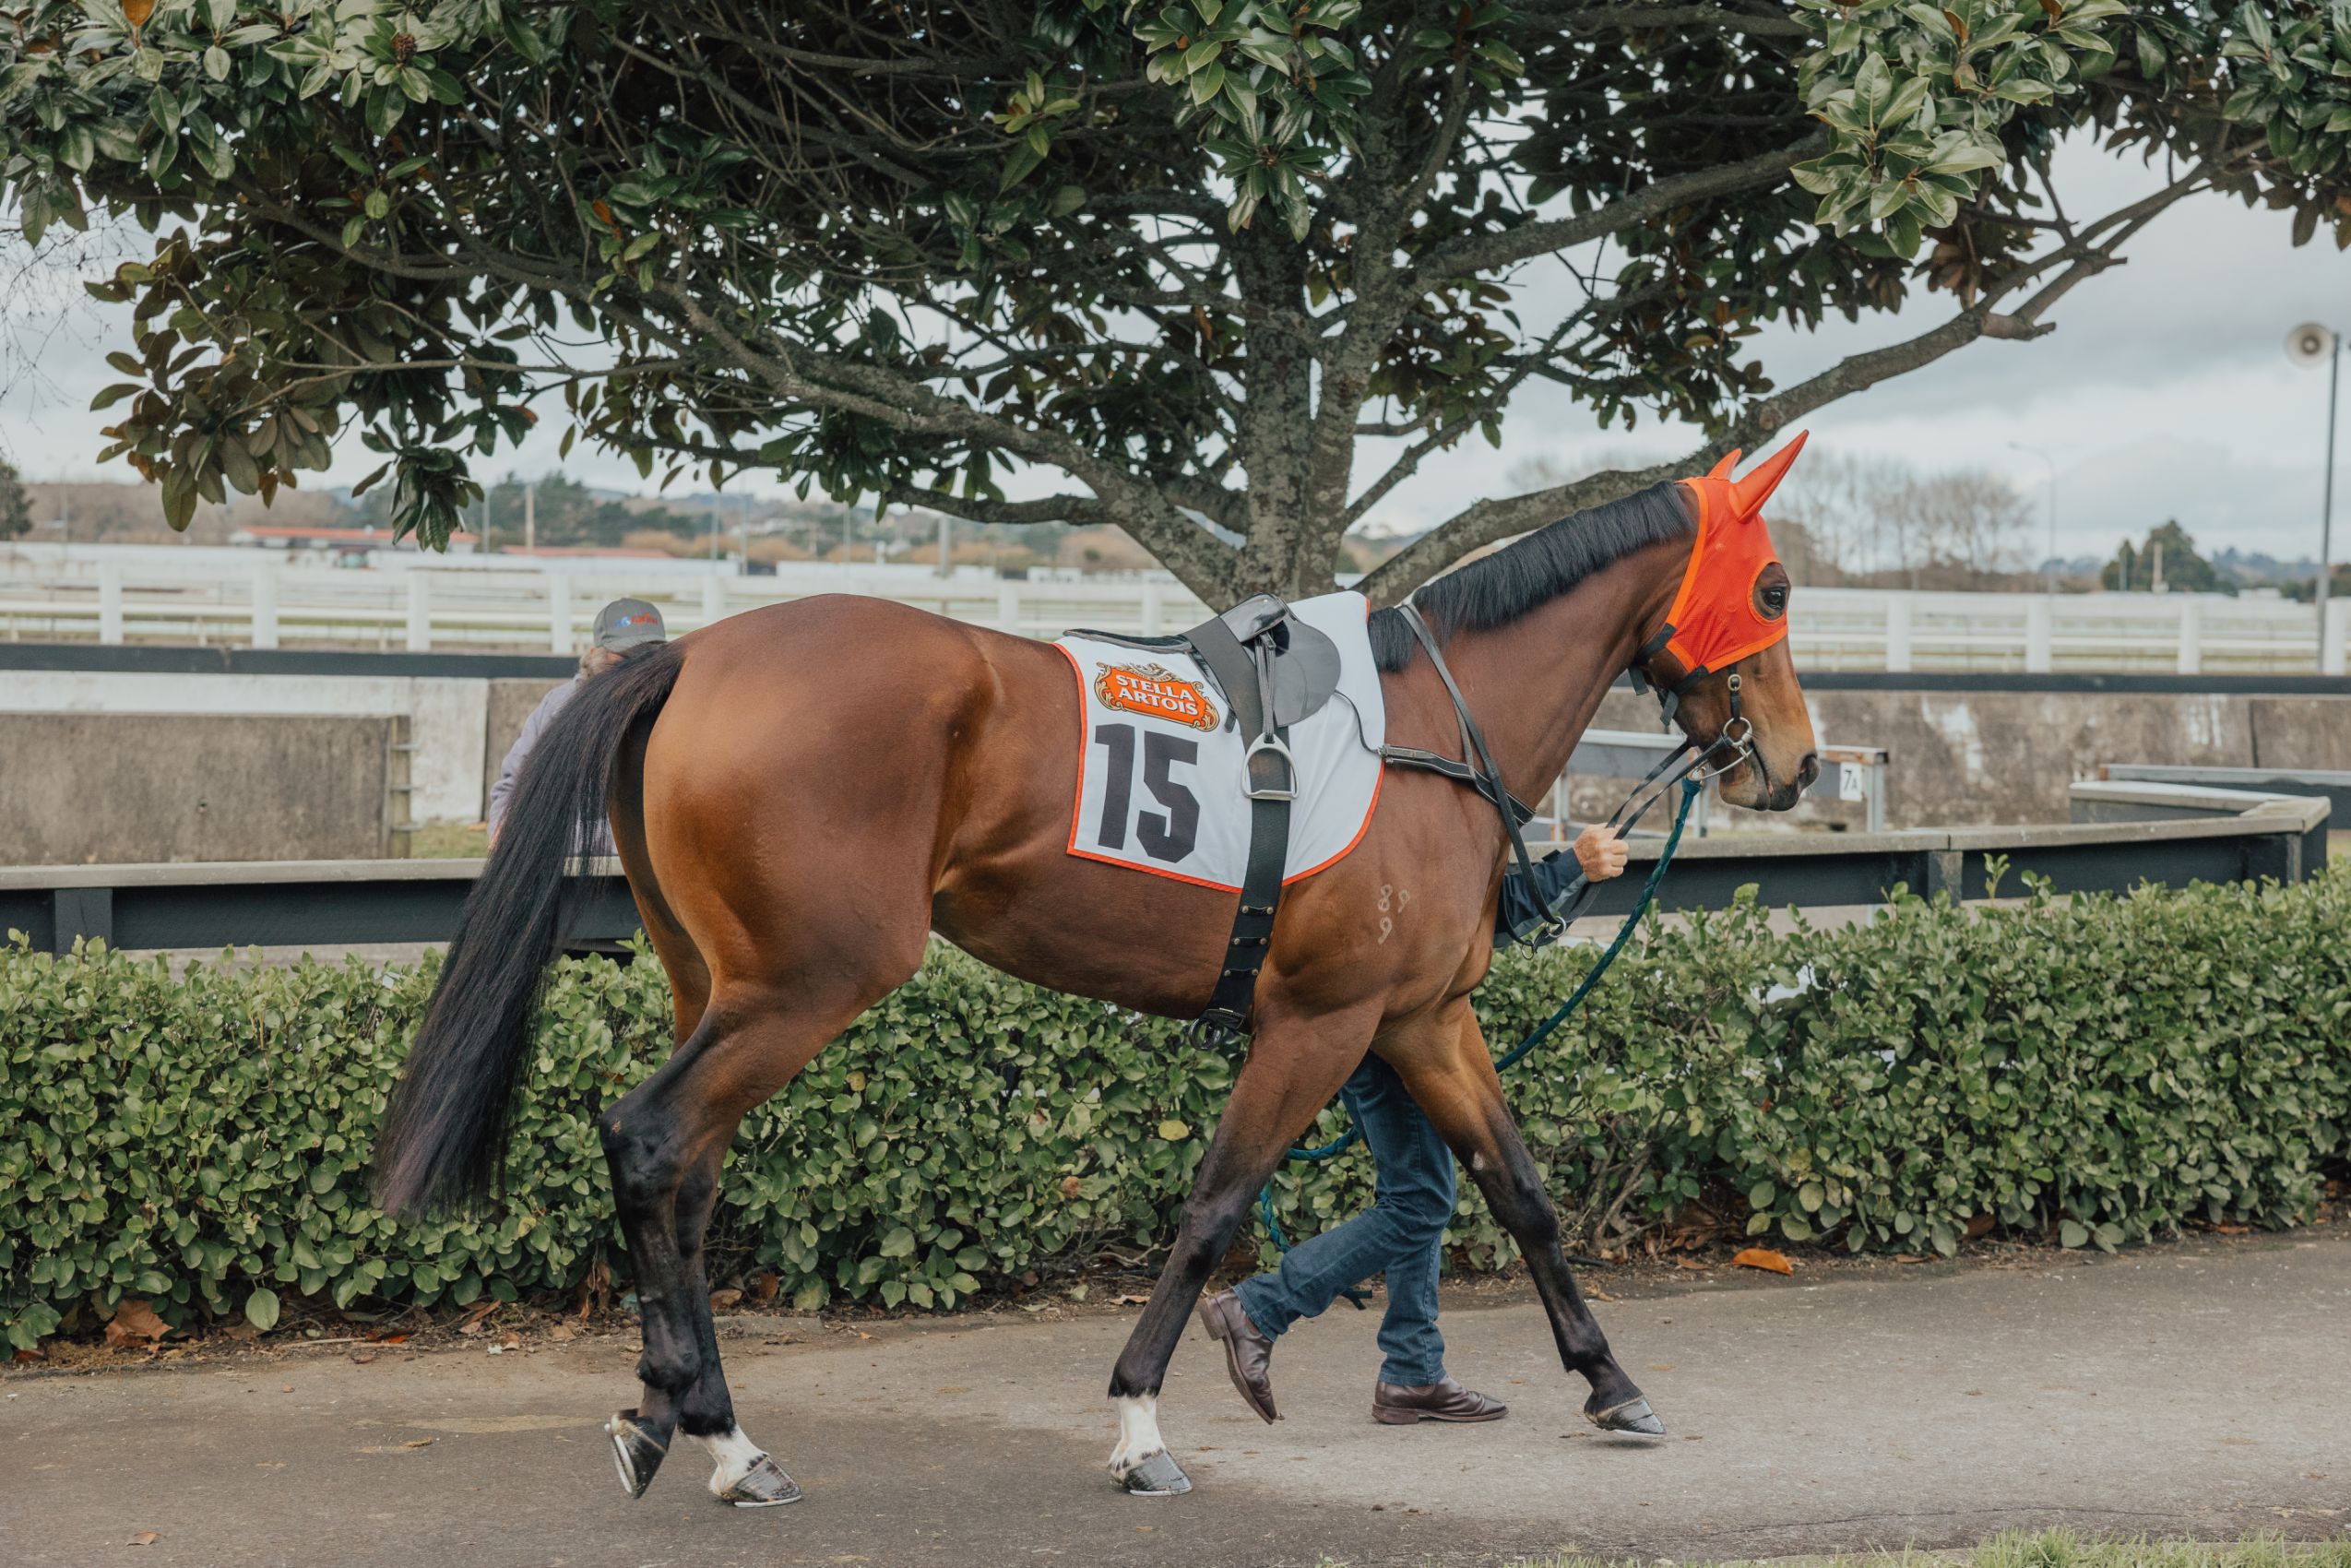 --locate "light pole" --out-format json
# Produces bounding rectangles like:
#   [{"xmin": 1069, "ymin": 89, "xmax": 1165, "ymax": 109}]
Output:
[
  {"xmin": 2009, "ymin": 442, "xmax": 2059, "ymax": 593},
  {"xmin": 2287, "ymin": 323, "xmax": 2342, "ymax": 666}
]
